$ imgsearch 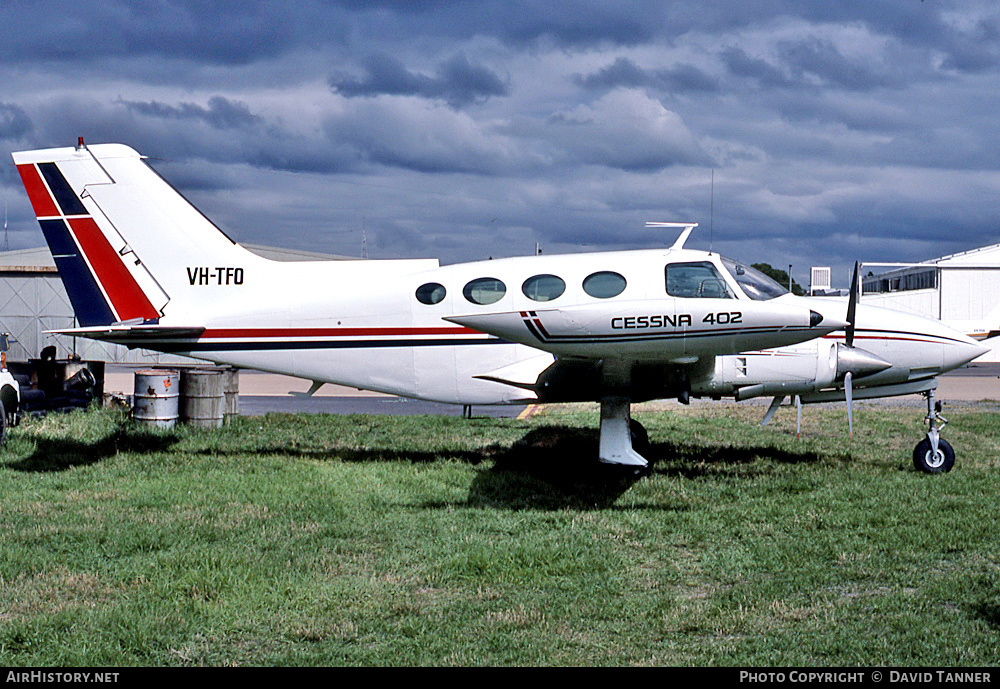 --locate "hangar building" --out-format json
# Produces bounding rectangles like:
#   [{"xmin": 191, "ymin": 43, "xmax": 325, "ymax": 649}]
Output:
[{"xmin": 858, "ymin": 242, "xmax": 1000, "ymax": 363}]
